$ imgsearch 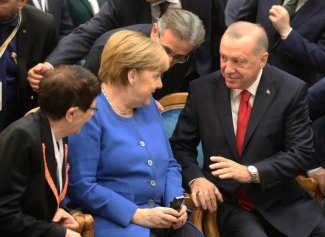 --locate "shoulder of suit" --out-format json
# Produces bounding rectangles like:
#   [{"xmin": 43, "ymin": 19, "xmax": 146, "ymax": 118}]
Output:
[{"xmin": 22, "ymin": 5, "xmax": 55, "ymax": 24}]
